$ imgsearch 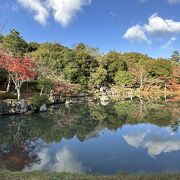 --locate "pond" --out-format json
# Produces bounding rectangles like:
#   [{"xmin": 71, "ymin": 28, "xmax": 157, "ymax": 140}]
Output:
[{"xmin": 0, "ymin": 99, "xmax": 180, "ymax": 175}]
